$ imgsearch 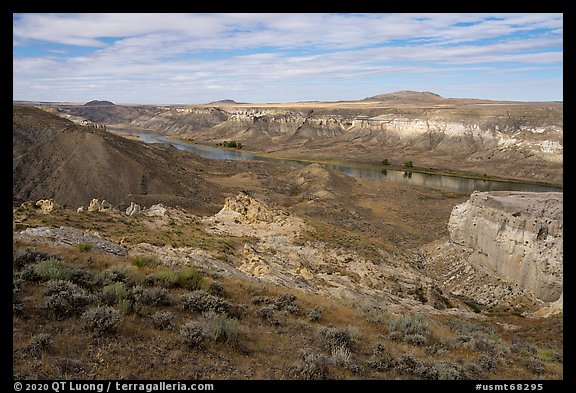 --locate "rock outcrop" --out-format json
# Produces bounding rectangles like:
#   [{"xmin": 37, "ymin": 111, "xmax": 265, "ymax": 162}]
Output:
[
  {"xmin": 87, "ymin": 198, "xmax": 113, "ymax": 212},
  {"xmin": 87, "ymin": 199, "xmax": 102, "ymax": 212},
  {"xmin": 218, "ymin": 192, "xmax": 289, "ymax": 224},
  {"xmin": 423, "ymin": 191, "xmax": 563, "ymax": 315},
  {"xmin": 35, "ymin": 199, "xmax": 57, "ymax": 214},
  {"xmin": 14, "ymin": 226, "xmax": 127, "ymax": 256},
  {"xmin": 126, "ymin": 202, "xmax": 141, "ymax": 216},
  {"xmin": 448, "ymin": 191, "xmax": 562, "ymax": 302},
  {"xmin": 143, "ymin": 204, "xmax": 167, "ymax": 217}
]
